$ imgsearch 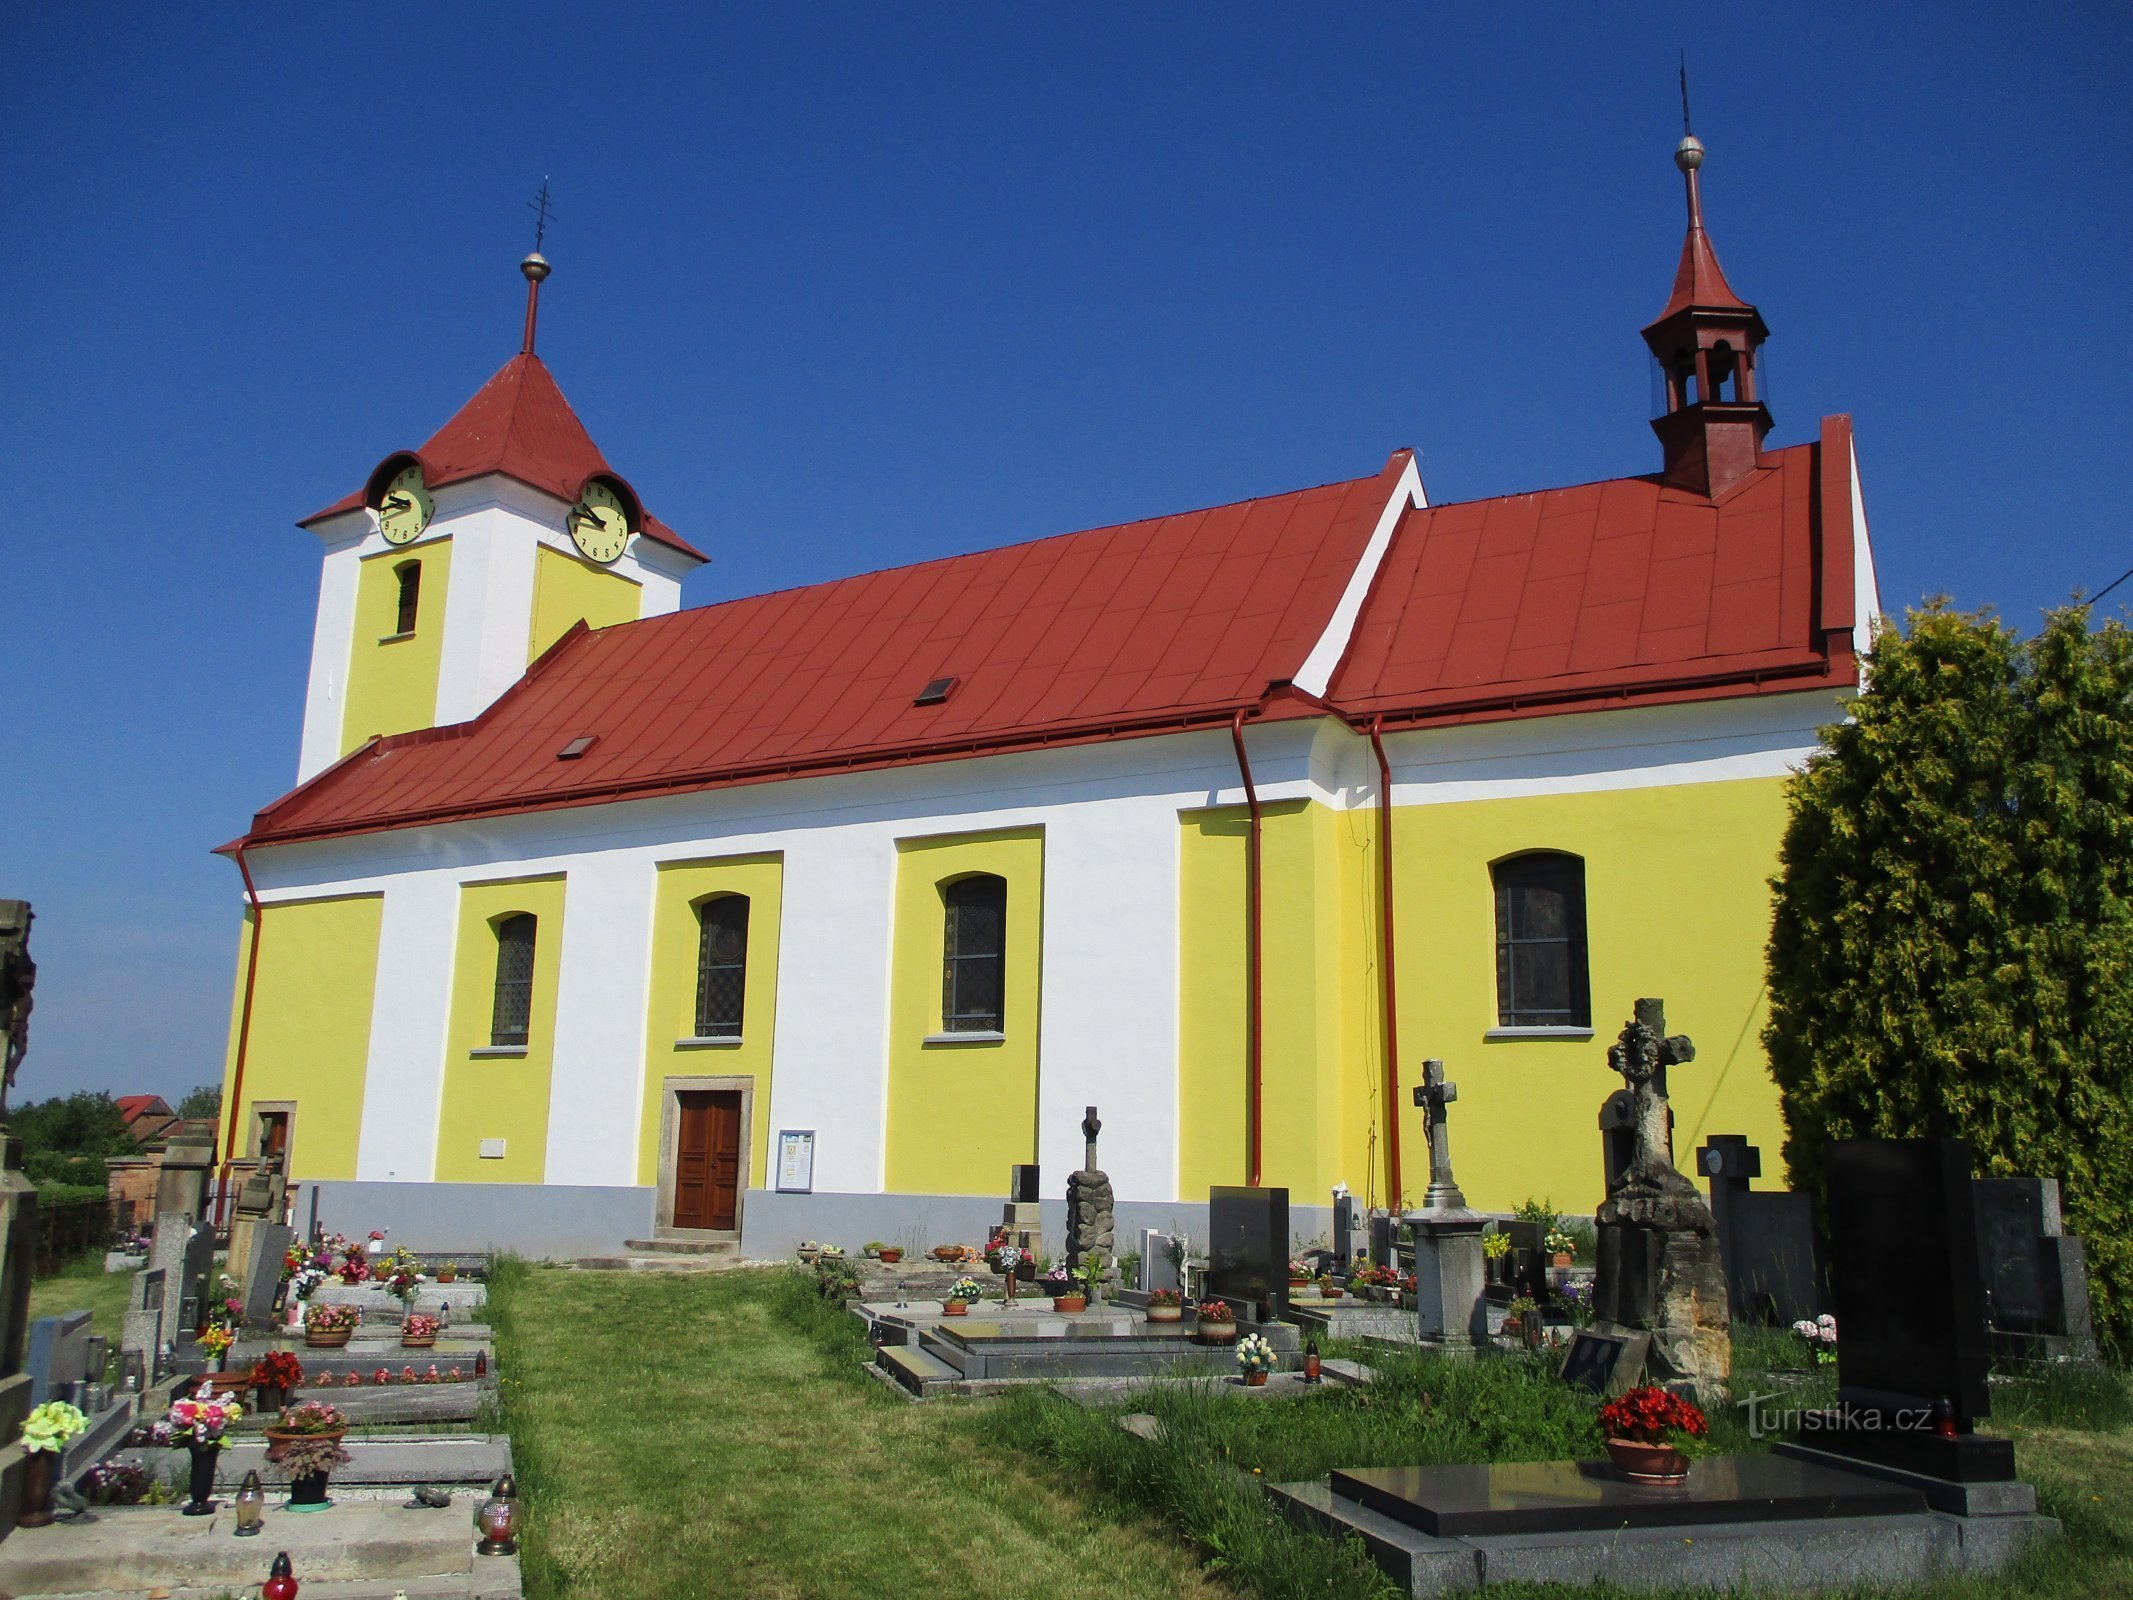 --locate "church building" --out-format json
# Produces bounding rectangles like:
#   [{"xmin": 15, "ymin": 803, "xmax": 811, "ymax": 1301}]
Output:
[{"xmin": 215, "ymin": 134, "xmax": 1878, "ymax": 1259}]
